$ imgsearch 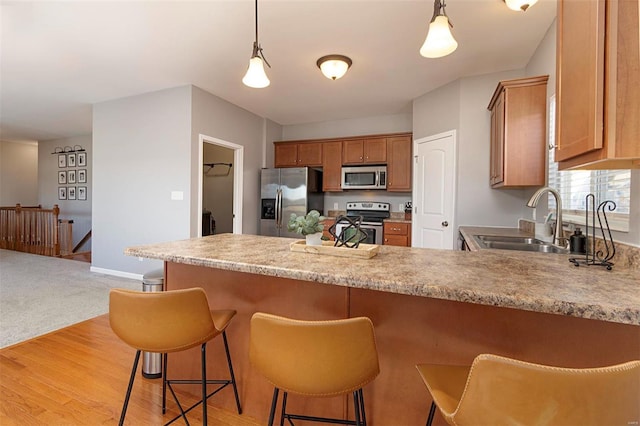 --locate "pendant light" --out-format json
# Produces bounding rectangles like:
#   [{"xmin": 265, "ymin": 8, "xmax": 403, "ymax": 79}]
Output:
[
  {"xmin": 419, "ymin": 0, "xmax": 458, "ymax": 59},
  {"xmin": 242, "ymin": 0, "xmax": 270, "ymax": 88},
  {"xmin": 316, "ymin": 55, "xmax": 353, "ymax": 80},
  {"xmin": 504, "ymin": 0, "xmax": 538, "ymax": 12}
]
